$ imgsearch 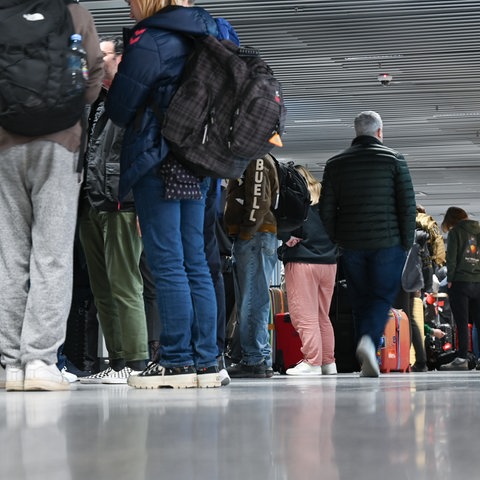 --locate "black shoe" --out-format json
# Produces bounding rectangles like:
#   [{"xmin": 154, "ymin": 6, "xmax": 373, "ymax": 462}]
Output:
[
  {"xmin": 476, "ymin": 360, "xmax": 480, "ymax": 371},
  {"xmin": 411, "ymin": 363, "xmax": 428, "ymax": 372},
  {"xmin": 227, "ymin": 361, "xmax": 273, "ymax": 379},
  {"xmin": 438, "ymin": 357, "xmax": 469, "ymax": 371}
]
